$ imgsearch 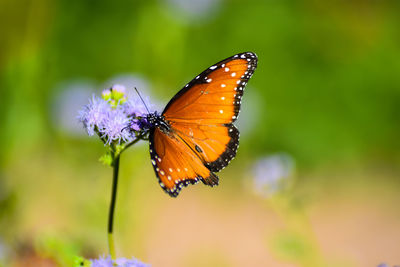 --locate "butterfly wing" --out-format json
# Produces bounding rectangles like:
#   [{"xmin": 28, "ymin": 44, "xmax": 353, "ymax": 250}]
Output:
[
  {"xmin": 150, "ymin": 52, "xmax": 257, "ymax": 196},
  {"xmin": 149, "ymin": 127, "xmax": 218, "ymax": 197},
  {"xmin": 163, "ymin": 52, "xmax": 257, "ymax": 125},
  {"xmin": 163, "ymin": 52, "xmax": 257, "ymax": 170},
  {"xmin": 169, "ymin": 122, "xmax": 240, "ymax": 172}
]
